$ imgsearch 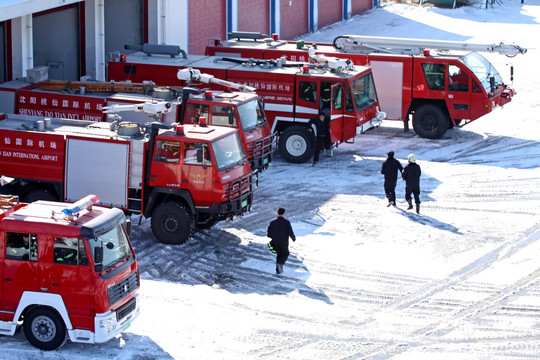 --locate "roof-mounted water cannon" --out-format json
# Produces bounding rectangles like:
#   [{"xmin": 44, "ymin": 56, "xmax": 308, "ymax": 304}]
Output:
[
  {"xmin": 177, "ymin": 68, "xmax": 256, "ymax": 92},
  {"xmin": 308, "ymin": 52, "xmax": 355, "ymax": 72},
  {"xmin": 104, "ymin": 101, "xmax": 172, "ymax": 120}
]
